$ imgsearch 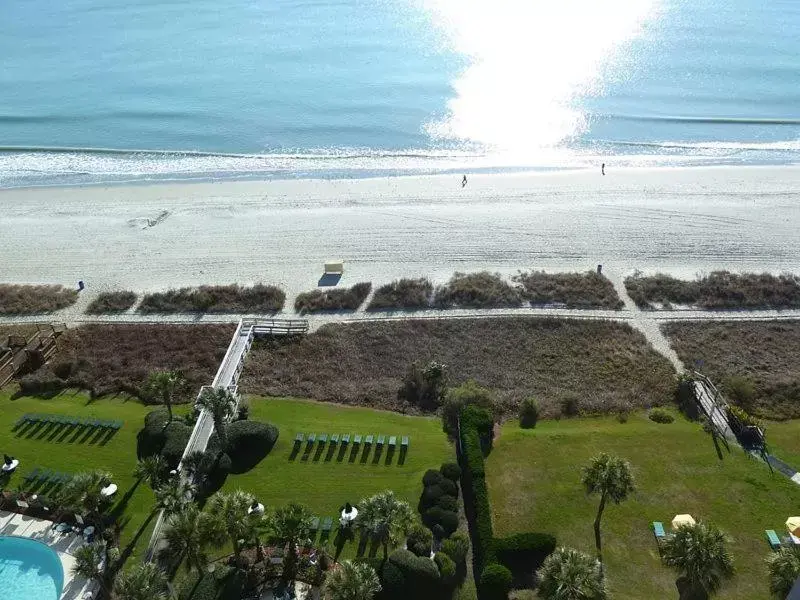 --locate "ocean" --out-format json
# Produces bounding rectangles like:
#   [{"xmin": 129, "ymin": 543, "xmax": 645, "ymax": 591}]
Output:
[{"xmin": 1, "ymin": 0, "xmax": 798, "ymax": 187}]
